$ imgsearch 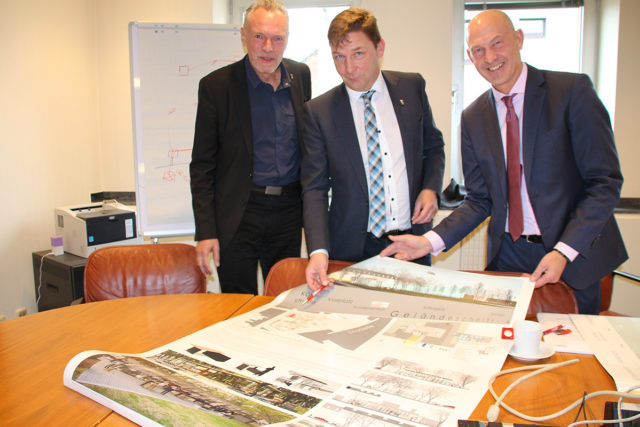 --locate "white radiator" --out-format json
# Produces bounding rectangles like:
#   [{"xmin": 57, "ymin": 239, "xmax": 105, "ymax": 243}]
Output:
[{"xmin": 431, "ymin": 210, "xmax": 488, "ymax": 271}]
